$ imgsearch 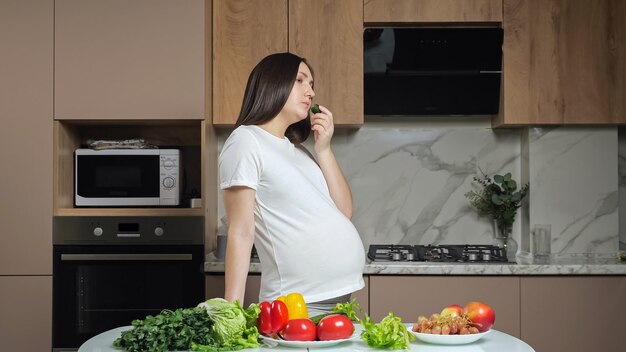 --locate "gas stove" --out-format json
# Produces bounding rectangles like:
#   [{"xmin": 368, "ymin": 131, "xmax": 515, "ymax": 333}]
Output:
[{"xmin": 367, "ymin": 244, "xmax": 509, "ymax": 263}]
